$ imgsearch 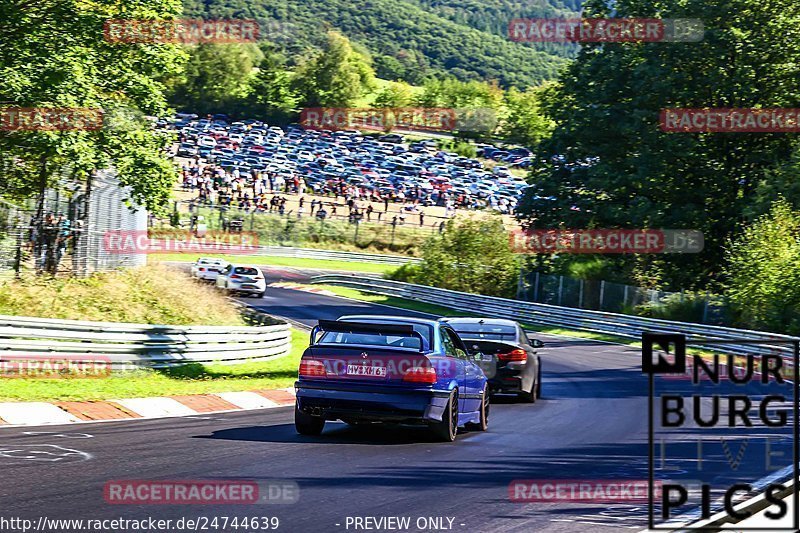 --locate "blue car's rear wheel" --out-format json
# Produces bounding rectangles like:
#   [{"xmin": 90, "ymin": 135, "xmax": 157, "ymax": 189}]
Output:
[
  {"xmin": 430, "ymin": 390, "xmax": 458, "ymax": 442},
  {"xmin": 295, "ymin": 402, "xmax": 325, "ymax": 436}
]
